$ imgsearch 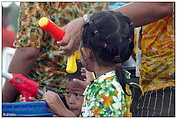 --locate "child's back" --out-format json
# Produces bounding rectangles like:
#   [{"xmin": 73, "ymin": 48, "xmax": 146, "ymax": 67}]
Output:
[{"xmin": 79, "ymin": 11, "xmax": 134, "ymax": 117}]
